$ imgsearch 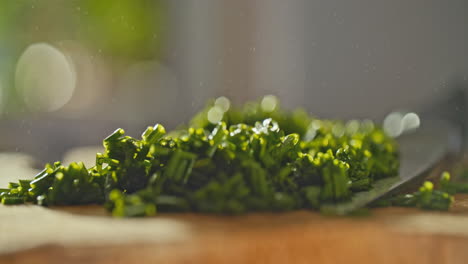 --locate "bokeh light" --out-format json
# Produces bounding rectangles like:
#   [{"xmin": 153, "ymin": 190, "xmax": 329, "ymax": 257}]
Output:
[
  {"xmin": 207, "ymin": 106, "xmax": 224, "ymax": 124},
  {"xmin": 15, "ymin": 43, "xmax": 76, "ymax": 112},
  {"xmin": 401, "ymin": 112, "xmax": 421, "ymax": 131},
  {"xmin": 214, "ymin": 96, "xmax": 231, "ymax": 112},
  {"xmin": 261, "ymin": 95, "xmax": 278, "ymax": 112},
  {"xmin": 383, "ymin": 111, "xmax": 421, "ymax": 137},
  {"xmin": 345, "ymin": 120, "xmax": 360, "ymax": 135},
  {"xmin": 383, "ymin": 112, "xmax": 404, "ymax": 137}
]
